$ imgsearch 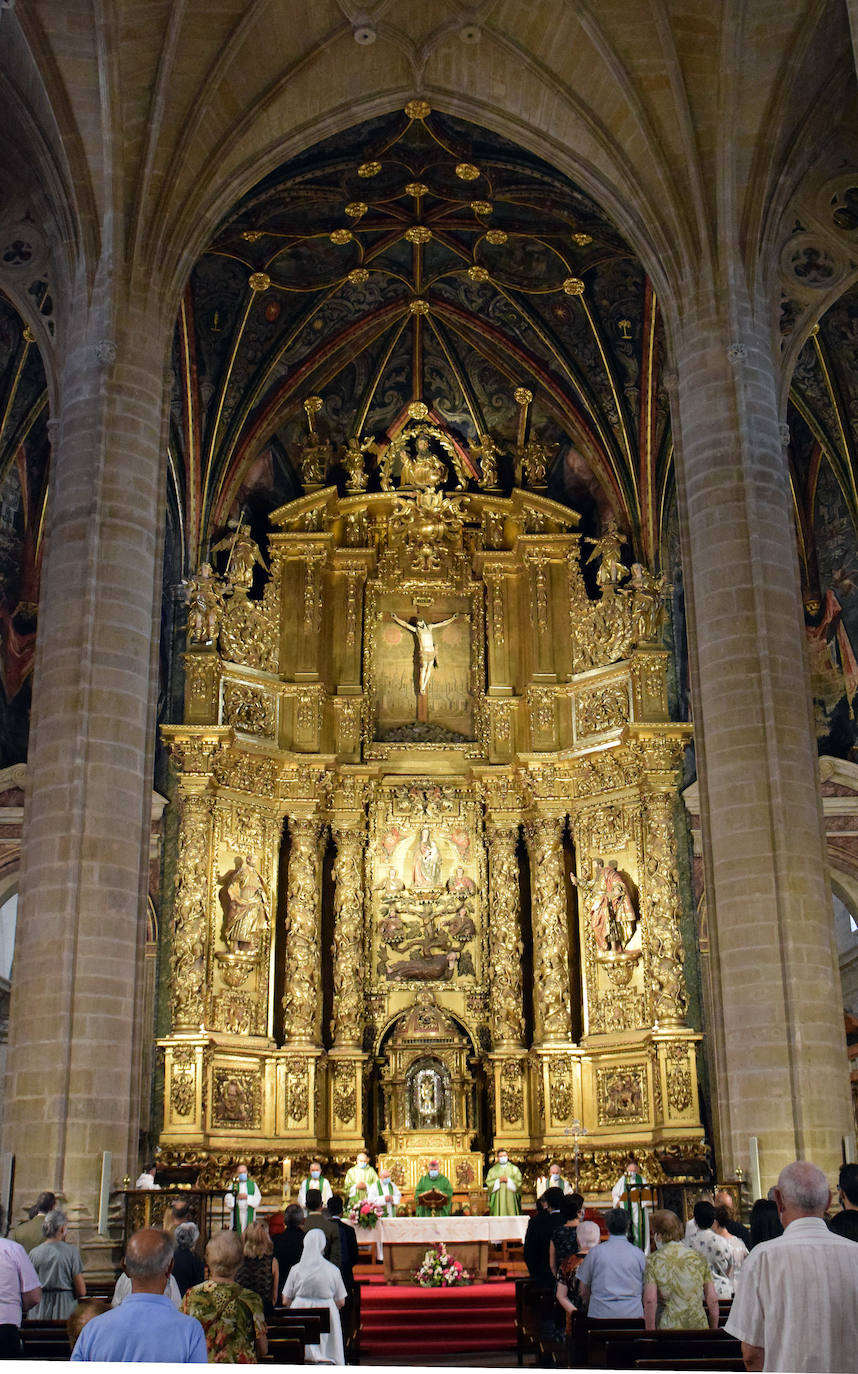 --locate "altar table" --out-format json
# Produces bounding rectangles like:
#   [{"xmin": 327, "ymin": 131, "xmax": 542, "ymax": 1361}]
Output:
[{"xmin": 356, "ymin": 1214, "xmax": 529, "ymax": 1281}]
